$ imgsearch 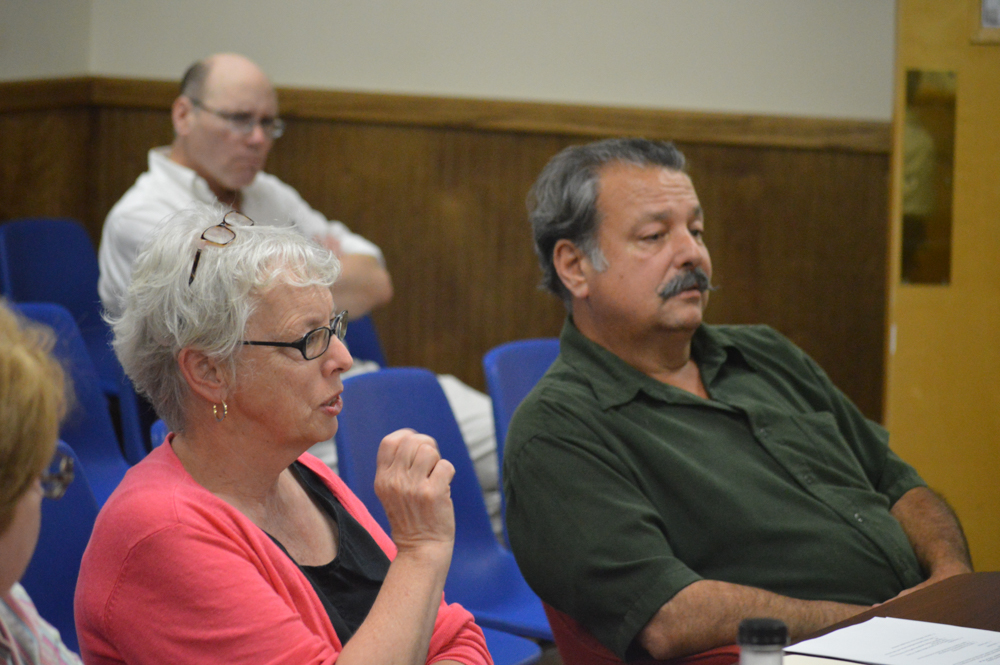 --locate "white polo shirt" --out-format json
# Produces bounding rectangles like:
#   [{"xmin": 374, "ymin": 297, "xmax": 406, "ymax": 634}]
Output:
[{"xmin": 98, "ymin": 147, "xmax": 384, "ymax": 317}]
